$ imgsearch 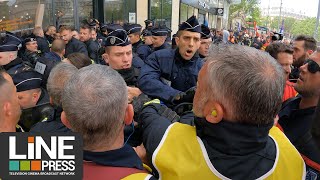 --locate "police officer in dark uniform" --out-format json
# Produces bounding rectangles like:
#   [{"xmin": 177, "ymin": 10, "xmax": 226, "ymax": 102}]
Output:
[
  {"xmin": 79, "ymin": 24, "xmax": 100, "ymax": 64},
  {"xmin": 22, "ymin": 37, "xmax": 41, "ymax": 68},
  {"xmin": 138, "ymin": 16, "xmax": 203, "ymax": 104},
  {"xmin": 124, "ymin": 23, "xmax": 152, "ymax": 61},
  {"xmin": 0, "ymin": 31, "xmax": 31, "ymax": 76},
  {"xmin": 151, "ymin": 26, "xmax": 171, "ymax": 52},
  {"xmin": 104, "ymin": 29, "xmax": 147, "ymax": 147},
  {"xmin": 12, "ymin": 70, "xmax": 53, "ymax": 131},
  {"xmin": 144, "ymin": 19, "xmax": 153, "ymax": 31},
  {"xmin": 104, "ymin": 29, "xmax": 143, "ymax": 87},
  {"xmin": 198, "ymin": 24, "xmax": 212, "ymax": 58}
]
